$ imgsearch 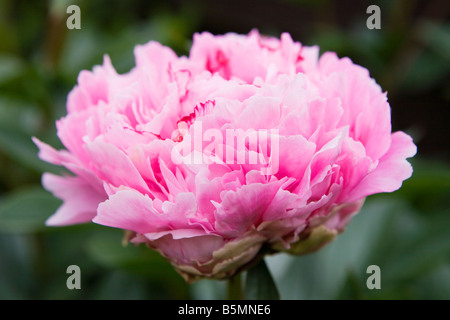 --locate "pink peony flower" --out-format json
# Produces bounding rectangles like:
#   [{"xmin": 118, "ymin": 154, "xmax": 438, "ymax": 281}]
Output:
[{"xmin": 34, "ymin": 30, "xmax": 416, "ymax": 282}]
